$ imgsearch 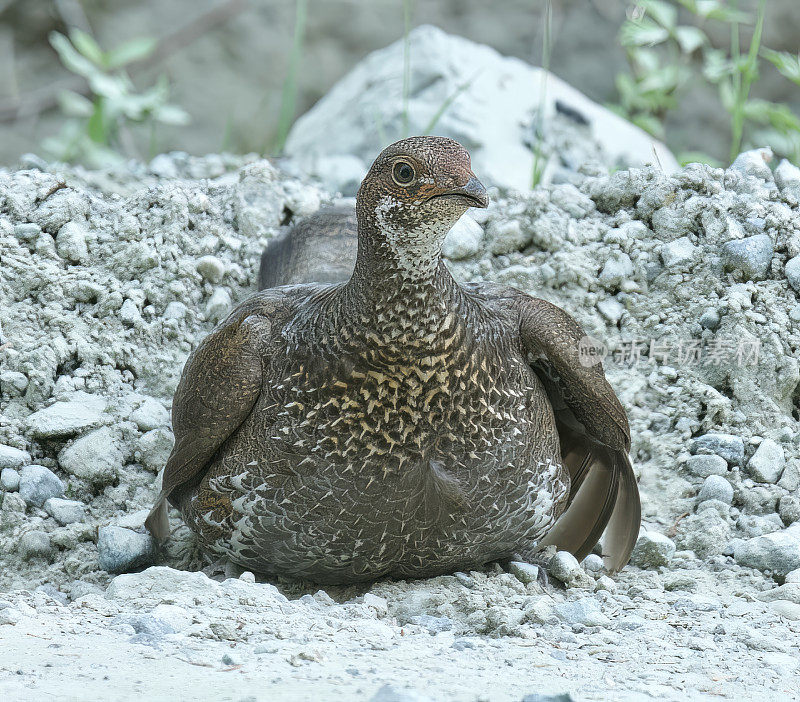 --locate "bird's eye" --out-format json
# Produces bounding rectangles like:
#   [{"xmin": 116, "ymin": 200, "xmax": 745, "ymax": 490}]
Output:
[{"xmin": 392, "ymin": 161, "xmax": 416, "ymax": 186}]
